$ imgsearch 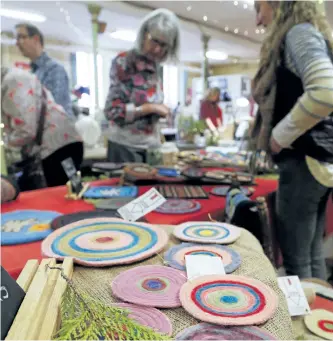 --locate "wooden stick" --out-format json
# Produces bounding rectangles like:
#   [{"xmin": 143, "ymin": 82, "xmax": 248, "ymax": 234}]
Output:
[
  {"xmin": 5, "ymin": 258, "xmax": 56, "ymax": 340},
  {"xmin": 16, "ymin": 259, "xmax": 39, "ymax": 292},
  {"xmin": 38, "ymin": 258, "xmax": 74, "ymax": 340},
  {"xmin": 26, "ymin": 259, "xmax": 60, "ymax": 340}
]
